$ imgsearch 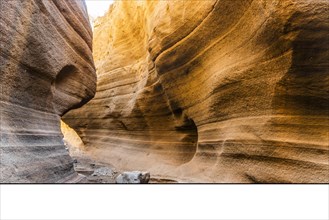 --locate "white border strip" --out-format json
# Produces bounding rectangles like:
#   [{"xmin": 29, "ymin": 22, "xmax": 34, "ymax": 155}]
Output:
[{"xmin": 1, "ymin": 185, "xmax": 328, "ymax": 220}]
